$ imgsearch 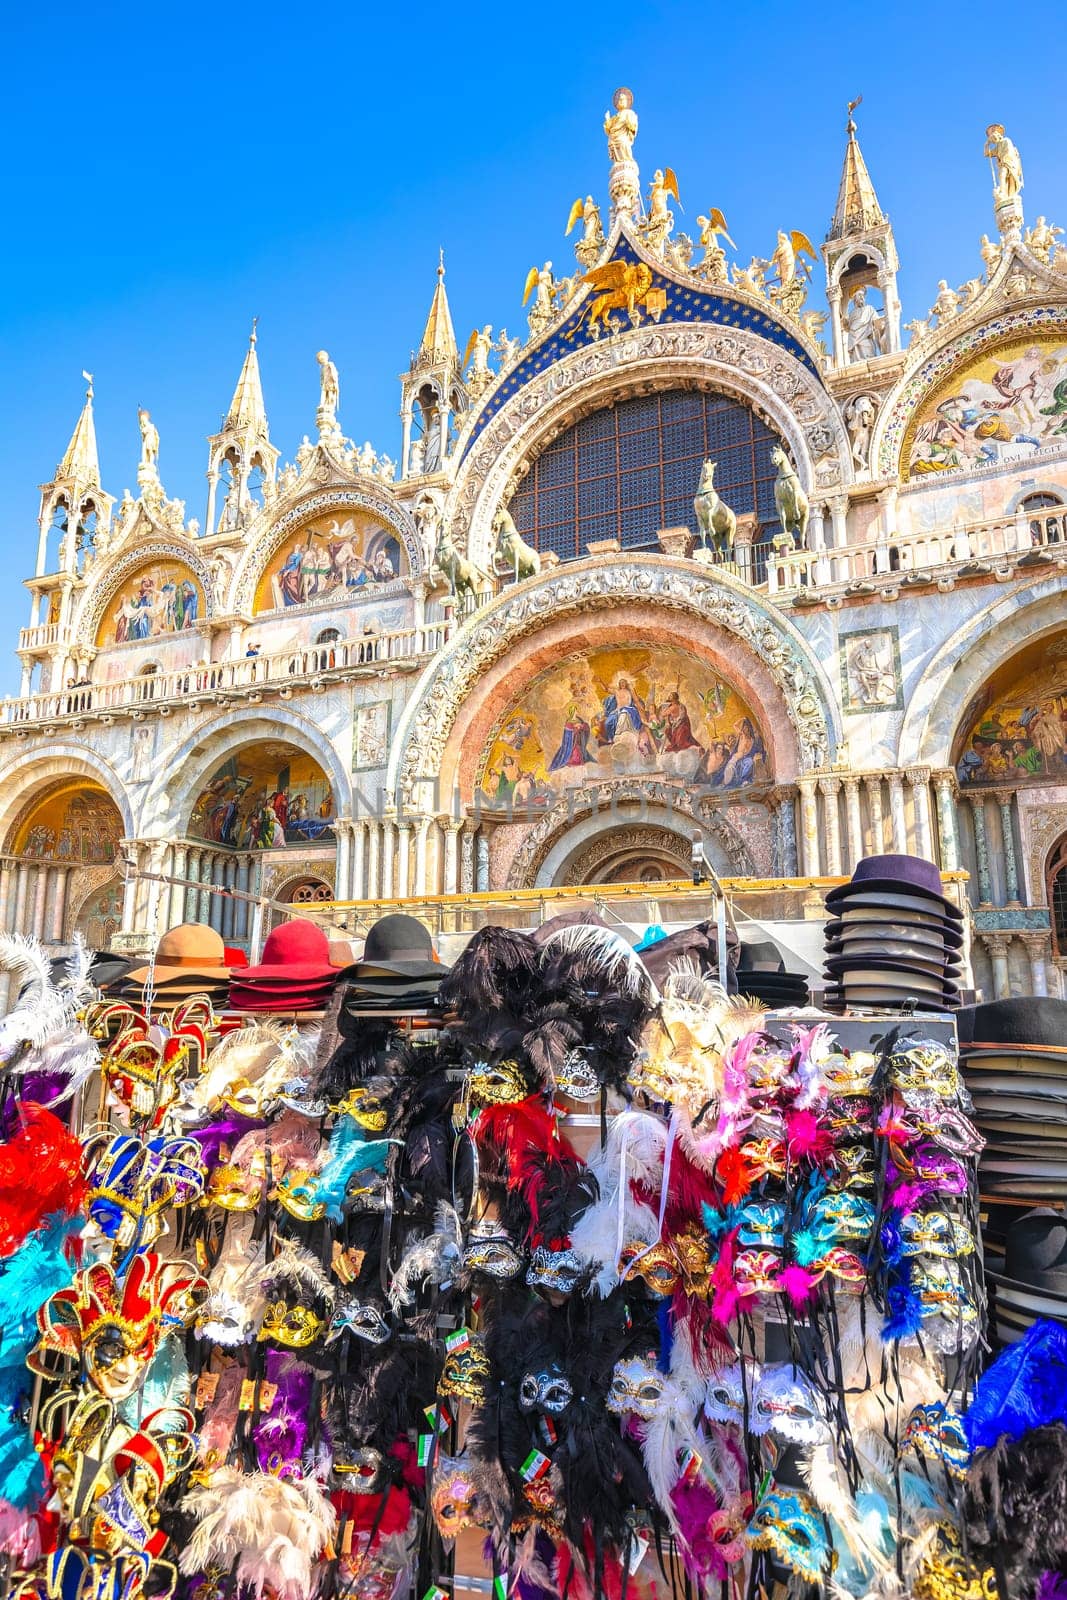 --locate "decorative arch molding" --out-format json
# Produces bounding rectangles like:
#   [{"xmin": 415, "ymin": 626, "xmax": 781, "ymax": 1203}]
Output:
[
  {"xmin": 0, "ymin": 744, "xmax": 135, "ymax": 850},
  {"xmin": 386, "ymin": 557, "xmax": 839, "ymax": 804},
  {"xmin": 140, "ymin": 703, "xmax": 354, "ymax": 835},
  {"xmin": 875, "ymin": 304, "xmax": 1067, "ymax": 481},
  {"xmin": 898, "ymin": 577, "xmax": 1067, "ymax": 768},
  {"xmin": 75, "ymin": 540, "xmax": 215, "ymax": 645},
  {"xmin": 228, "ymin": 484, "xmax": 424, "ymax": 614},
  {"xmin": 446, "ymin": 324, "xmax": 852, "ymax": 569},
  {"xmin": 262, "ymin": 862, "xmax": 337, "ymax": 915},
  {"xmin": 503, "ymin": 780, "xmax": 757, "ymax": 889},
  {"xmin": 561, "ymin": 824, "xmax": 692, "ymax": 886},
  {"xmin": 65, "ymin": 866, "xmax": 123, "ymax": 943},
  {"xmin": 1006, "ymin": 480, "xmax": 1067, "ymax": 511}
]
